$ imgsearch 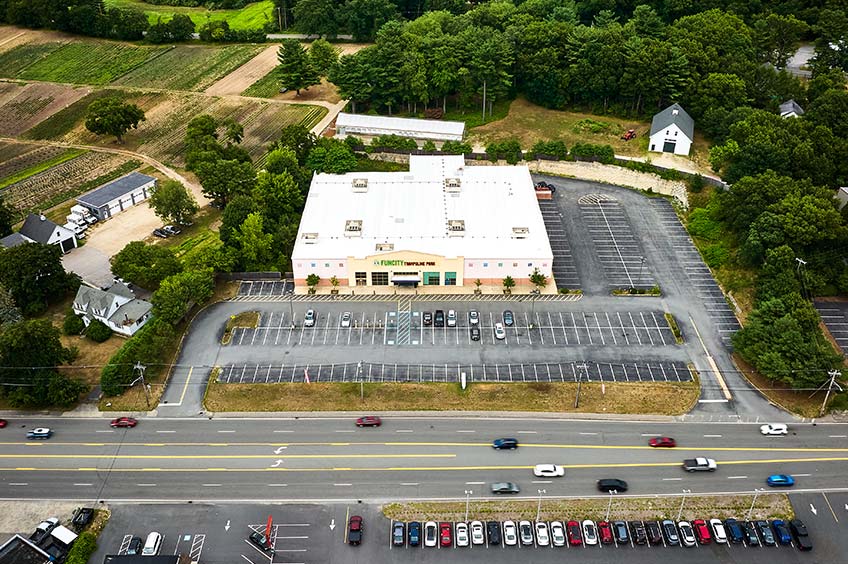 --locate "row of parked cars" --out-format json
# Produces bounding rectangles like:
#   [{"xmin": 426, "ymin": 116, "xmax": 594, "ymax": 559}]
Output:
[{"xmin": 389, "ymin": 518, "xmax": 812, "ymax": 551}]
